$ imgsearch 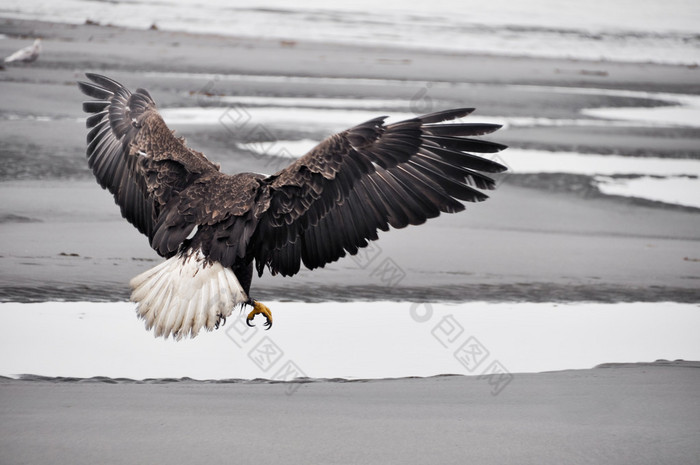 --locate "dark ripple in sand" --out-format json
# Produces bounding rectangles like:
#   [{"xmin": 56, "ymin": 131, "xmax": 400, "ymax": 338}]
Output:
[
  {"xmin": 0, "ymin": 373, "xmax": 456, "ymax": 384},
  {"xmin": 4, "ymin": 361, "xmax": 698, "ymax": 385},
  {"xmin": 0, "ymin": 213, "xmax": 42, "ymax": 223},
  {"xmin": 0, "ymin": 140, "xmax": 90, "ymax": 181},
  {"xmin": 2, "ymin": 282, "xmax": 699, "ymax": 304}
]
